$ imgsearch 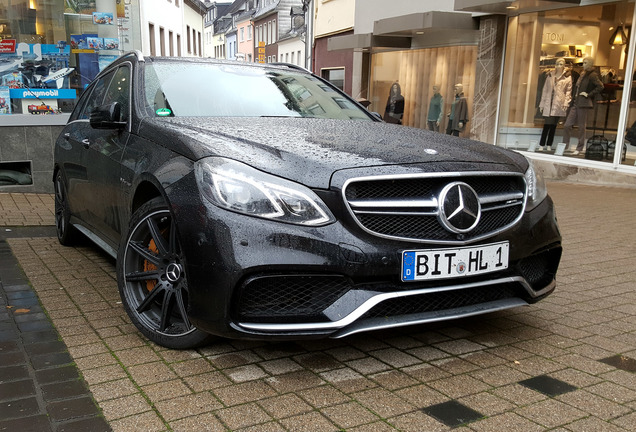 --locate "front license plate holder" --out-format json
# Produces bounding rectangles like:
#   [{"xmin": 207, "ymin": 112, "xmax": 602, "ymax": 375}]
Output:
[{"xmin": 402, "ymin": 241, "xmax": 509, "ymax": 281}]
